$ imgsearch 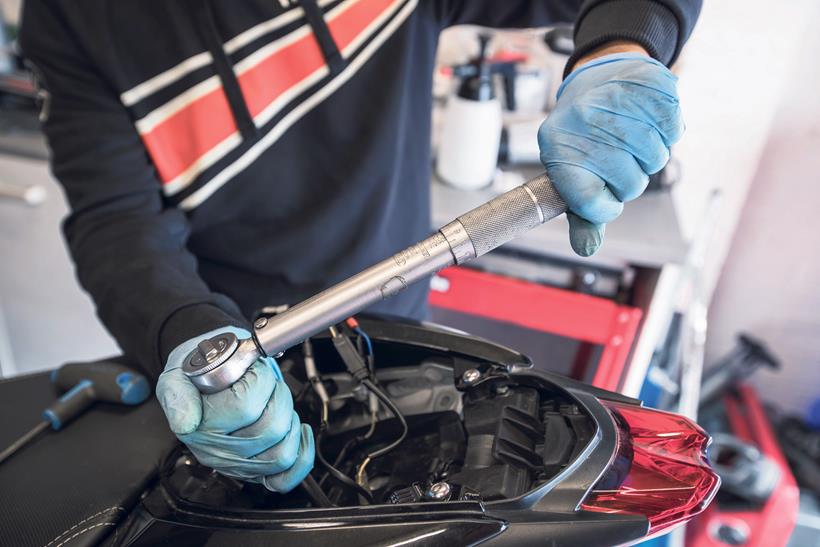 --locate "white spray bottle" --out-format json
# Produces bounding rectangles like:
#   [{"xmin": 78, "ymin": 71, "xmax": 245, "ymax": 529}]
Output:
[{"xmin": 437, "ymin": 34, "xmax": 517, "ymax": 190}]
